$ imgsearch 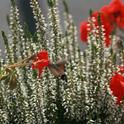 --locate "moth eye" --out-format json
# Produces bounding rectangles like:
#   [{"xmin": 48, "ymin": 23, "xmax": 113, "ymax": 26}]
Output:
[{"xmin": 61, "ymin": 74, "xmax": 68, "ymax": 82}]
